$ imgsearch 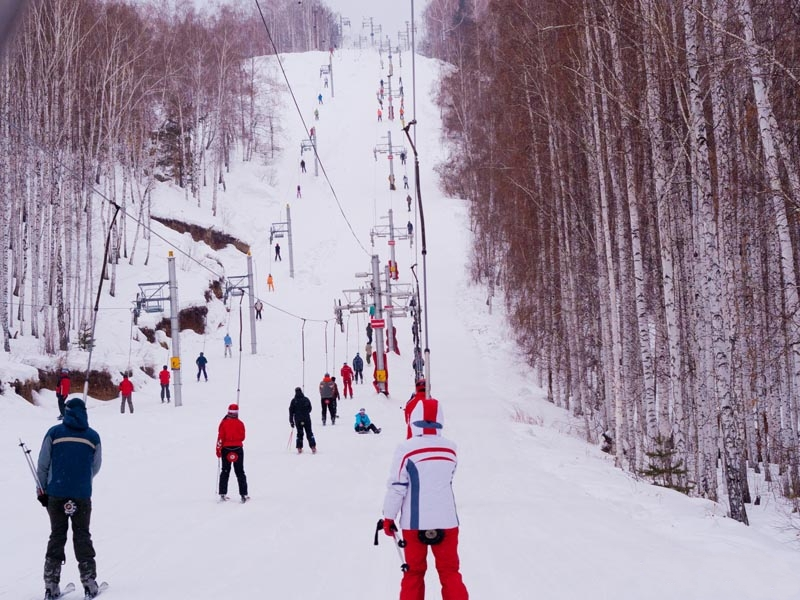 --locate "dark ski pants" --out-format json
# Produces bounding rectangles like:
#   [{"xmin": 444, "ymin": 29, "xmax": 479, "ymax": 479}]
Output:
[
  {"xmin": 44, "ymin": 497, "xmax": 97, "ymax": 587},
  {"xmin": 57, "ymin": 394, "xmax": 66, "ymax": 418},
  {"xmin": 355, "ymin": 424, "xmax": 380, "ymax": 434},
  {"xmin": 219, "ymin": 447, "xmax": 248, "ymax": 496},
  {"xmin": 120, "ymin": 394, "xmax": 133, "ymax": 413},
  {"xmin": 354, "ymin": 369, "xmax": 363, "ymax": 383},
  {"xmin": 160, "ymin": 384, "xmax": 170, "ymax": 402},
  {"xmin": 294, "ymin": 421, "xmax": 316, "ymax": 449},
  {"xmin": 321, "ymin": 398, "xmax": 337, "ymax": 423},
  {"xmin": 197, "ymin": 365, "xmax": 207, "ymax": 381},
  {"xmin": 399, "ymin": 527, "xmax": 468, "ymax": 600}
]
